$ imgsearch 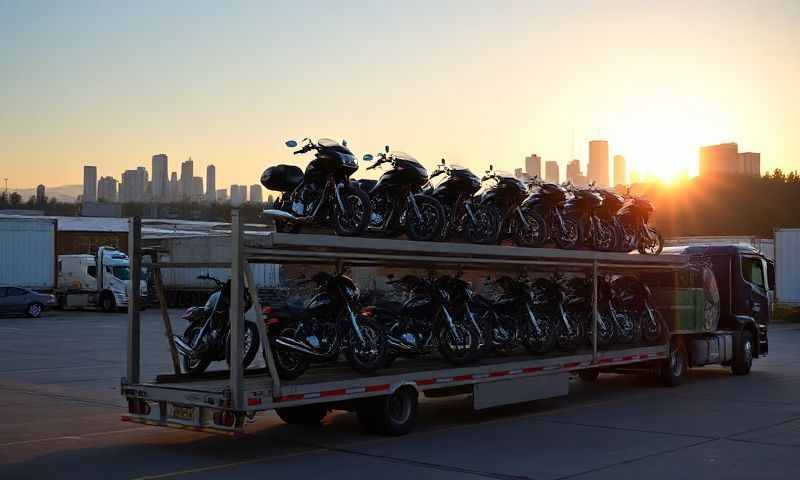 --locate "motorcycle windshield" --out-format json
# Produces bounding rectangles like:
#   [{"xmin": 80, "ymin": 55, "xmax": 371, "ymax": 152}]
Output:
[
  {"xmin": 318, "ymin": 138, "xmax": 342, "ymax": 148},
  {"xmin": 205, "ymin": 291, "xmax": 221, "ymax": 311}
]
